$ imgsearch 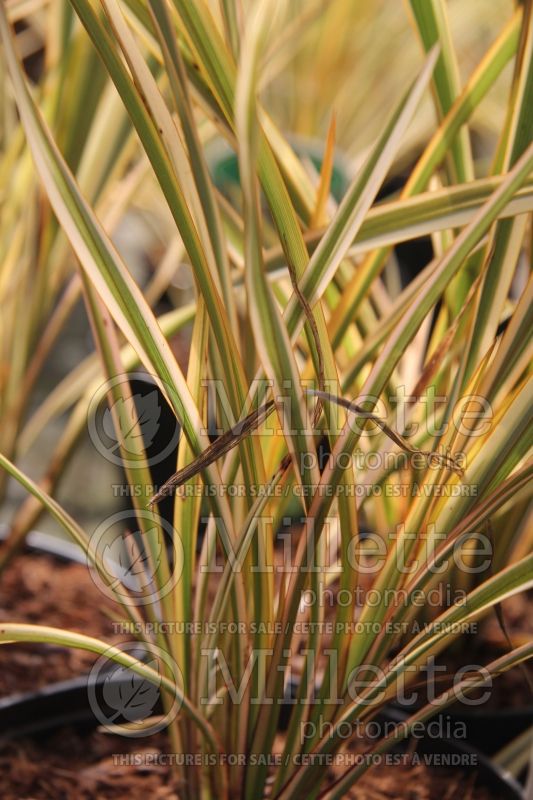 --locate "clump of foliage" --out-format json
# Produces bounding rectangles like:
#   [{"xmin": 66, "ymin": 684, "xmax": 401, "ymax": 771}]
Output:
[{"xmin": 0, "ymin": 1, "xmax": 531, "ymax": 798}]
